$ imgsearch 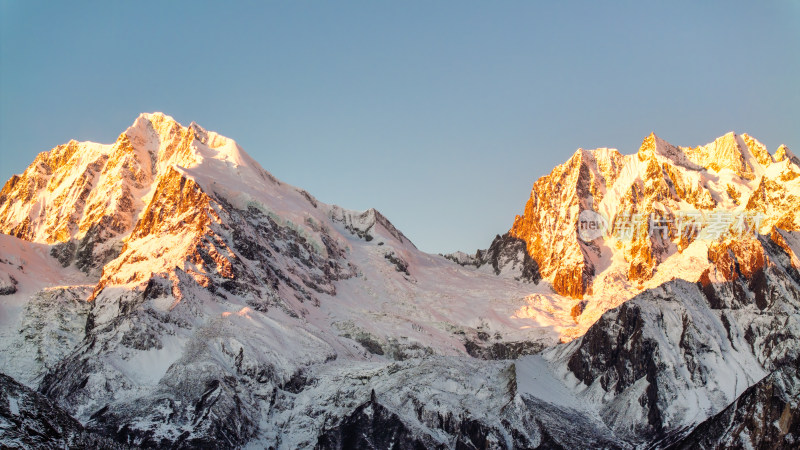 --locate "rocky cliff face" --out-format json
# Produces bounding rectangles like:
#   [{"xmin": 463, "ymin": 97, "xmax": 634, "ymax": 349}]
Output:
[
  {"xmin": 443, "ymin": 232, "xmax": 540, "ymax": 283},
  {"xmin": 1, "ymin": 115, "xmax": 798, "ymax": 448},
  {"xmin": 507, "ymin": 131, "xmax": 799, "ymax": 314},
  {"xmin": 0, "ymin": 372, "xmax": 126, "ymax": 449},
  {"xmin": 508, "ymin": 147, "xmax": 624, "ymax": 298},
  {"xmin": 669, "ymin": 358, "xmax": 800, "ymax": 449}
]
